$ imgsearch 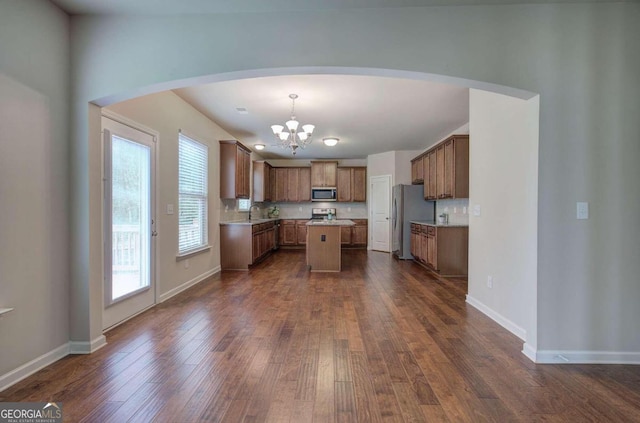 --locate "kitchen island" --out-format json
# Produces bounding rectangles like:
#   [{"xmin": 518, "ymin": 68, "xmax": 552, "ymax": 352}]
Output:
[{"xmin": 306, "ymin": 220, "xmax": 355, "ymax": 272}]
